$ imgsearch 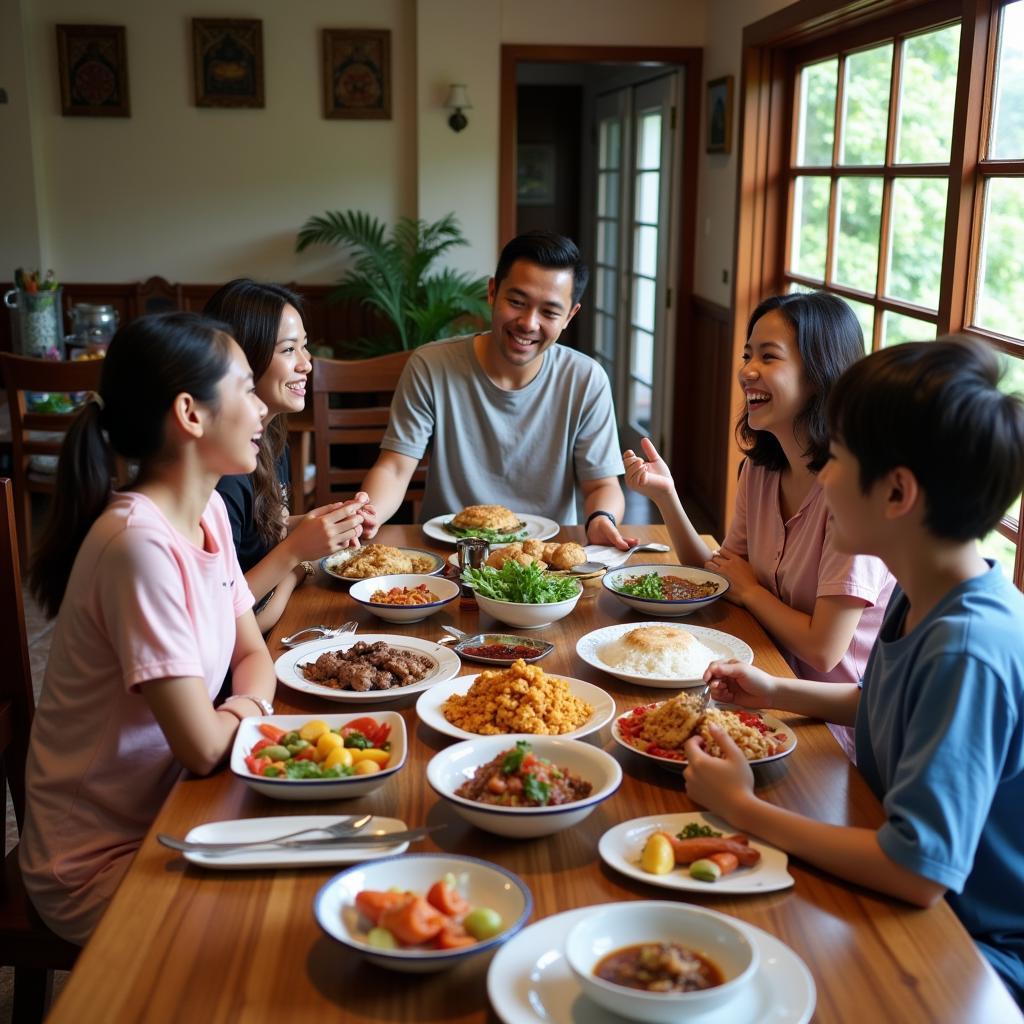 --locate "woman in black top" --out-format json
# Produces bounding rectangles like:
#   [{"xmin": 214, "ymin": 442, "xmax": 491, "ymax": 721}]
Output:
[{"xmin": 205, "ymin": 280, "xmax": 371, "ymax": 631}]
